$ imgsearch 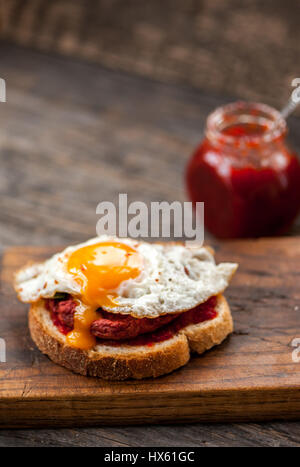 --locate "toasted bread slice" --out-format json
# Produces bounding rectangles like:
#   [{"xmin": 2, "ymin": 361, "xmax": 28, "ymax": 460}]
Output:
[{"xmin": 29, "ymin": 294, "xmax": 233, "ymax": 380}]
